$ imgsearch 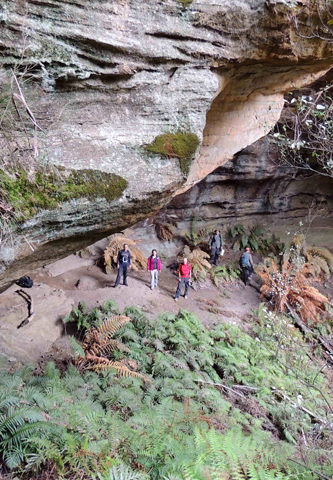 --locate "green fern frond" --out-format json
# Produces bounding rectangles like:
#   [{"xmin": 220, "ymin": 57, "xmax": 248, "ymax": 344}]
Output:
[{"xmin": 69, "ymin": 336, "xmax": 86, "ymax": 359}]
